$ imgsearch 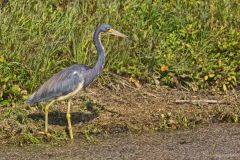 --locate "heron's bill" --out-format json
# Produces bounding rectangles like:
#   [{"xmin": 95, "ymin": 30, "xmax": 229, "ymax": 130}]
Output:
[{"xmin": 108, "ymin": 29, "xmax": 128, "ymax": 38}]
